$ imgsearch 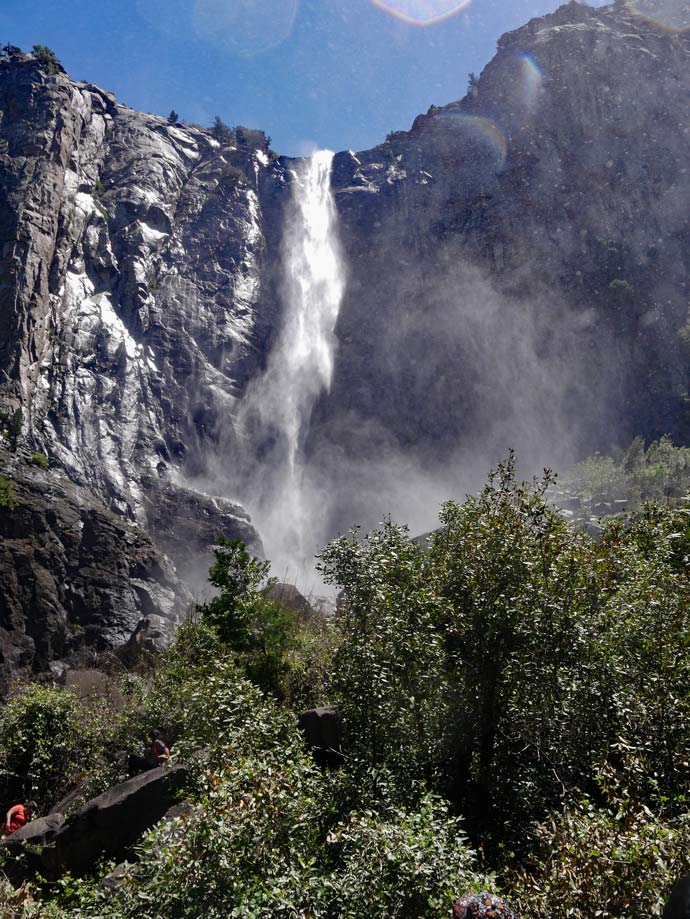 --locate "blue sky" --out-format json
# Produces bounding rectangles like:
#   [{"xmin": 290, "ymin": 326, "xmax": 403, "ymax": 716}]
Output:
[{"xmin": 1, "ymin": 0, "xmax": 607, "ymax": 156}]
